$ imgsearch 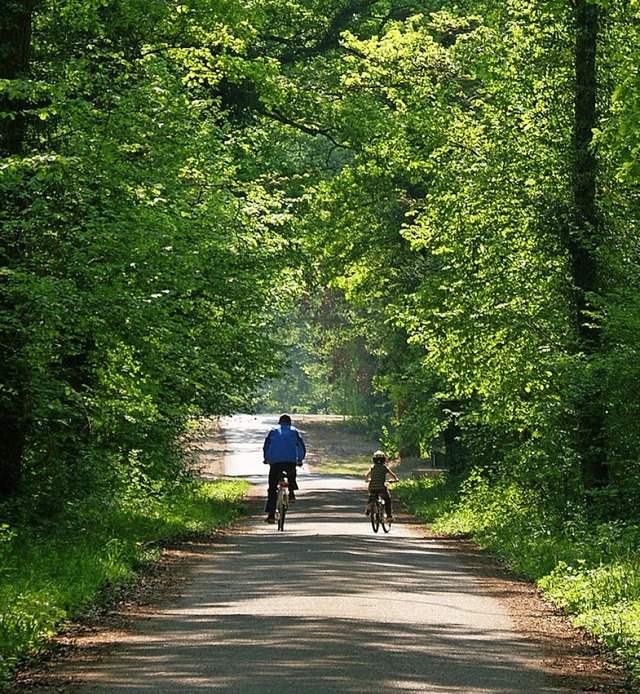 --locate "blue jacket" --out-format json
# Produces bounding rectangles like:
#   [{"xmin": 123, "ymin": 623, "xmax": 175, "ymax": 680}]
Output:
[{"xmin": 263, "ymin": 423, "xmax": 306, "ymax": 464}]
